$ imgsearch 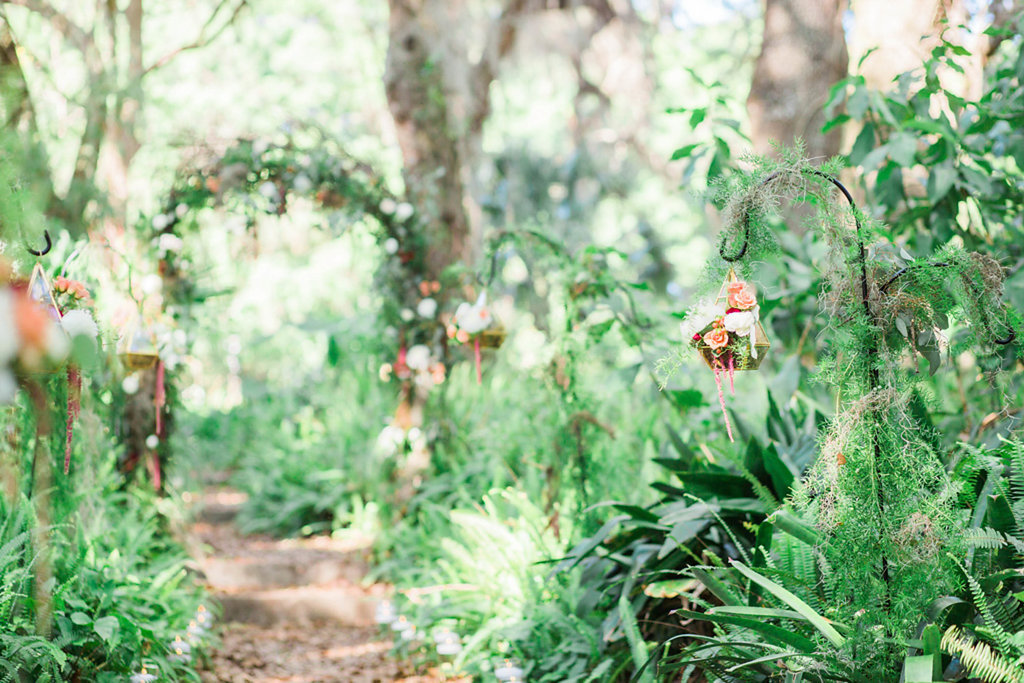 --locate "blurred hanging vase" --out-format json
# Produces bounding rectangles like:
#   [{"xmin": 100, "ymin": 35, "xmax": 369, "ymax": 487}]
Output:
[
  {"xmin": 120, "ymin": 324, "xmax": 159, "ymax": 370},
  {"xmin": 447, "ymin": 292, "xmax": 505, "ymax": 383},
  {"xmin": 27, "ymin": 262, "xmax": 62, "ymax": 323},
  {"xmin": 19, "ymin": 263, "xmax": 68, "ymax": 377}
]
